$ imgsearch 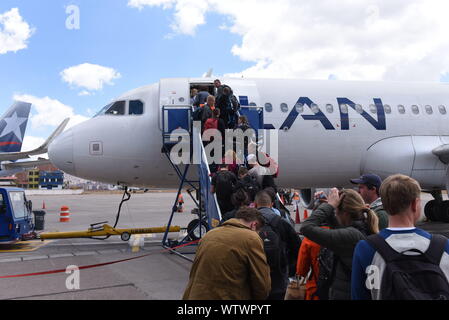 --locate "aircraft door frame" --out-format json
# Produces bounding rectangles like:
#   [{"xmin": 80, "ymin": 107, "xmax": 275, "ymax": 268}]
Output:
[{"xmin": 158, "ymin": 78, "xmax": 190, "ymax": 131}]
